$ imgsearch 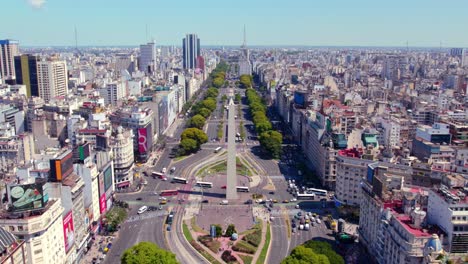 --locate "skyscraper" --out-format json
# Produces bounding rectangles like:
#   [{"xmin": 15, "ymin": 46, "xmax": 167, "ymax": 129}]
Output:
[
  {"xmin": 37, "ymin": 57, "xmax": 68, "ymax": 103},
  {"xmin": 239, "ymin": 26, "xmax": 252, "ymax": 76},
  {"xmin": 139, "ymin": 42, "xmax": 156, "ymax": 75},
  {"xmin": 0, "ymin": 40, "xmax": 19, "ymax": 83},
  {"xmin": 14, "ymin": 54, "xmax": 39, "ymax": 97},
  {"xmin": 182, "ymin": 34, "xmax": 200, "ymax": 70}
]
